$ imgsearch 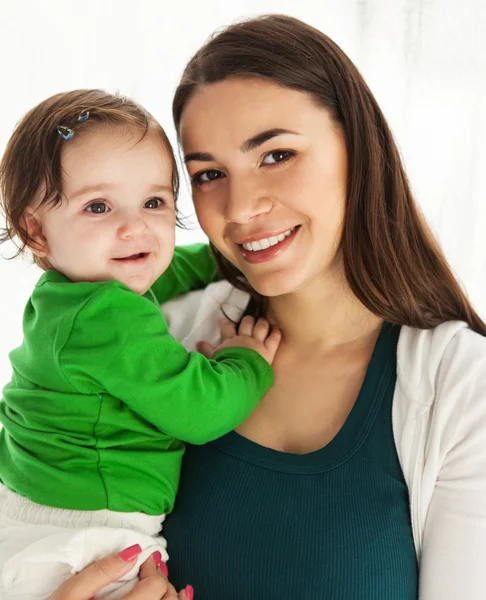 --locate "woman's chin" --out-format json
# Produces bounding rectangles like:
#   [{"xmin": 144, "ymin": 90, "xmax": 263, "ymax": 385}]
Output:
[{"xmin": 245, "ymin": 270, "xmax": 303, "ymax": 299}]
